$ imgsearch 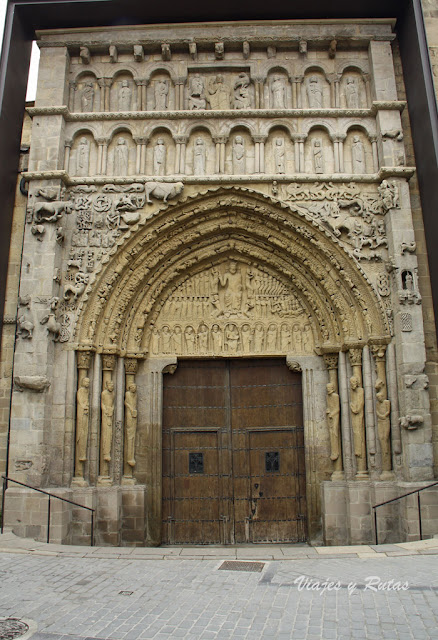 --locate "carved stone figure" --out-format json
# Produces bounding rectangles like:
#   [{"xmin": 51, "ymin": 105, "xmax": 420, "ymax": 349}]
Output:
[
  {"xmin": 207, "ymin": 75, "xmax": 230, "ymax": 110},
  {"xmin": 280, "ymin": 323, "xmax": 291, "ymax": 350},
  {"xmin": 198, "ymin": 323, "xmax": 209, "ymax": 351},
  {"xmin": 145, "ymin": 181, "xmax": 184, "ymax": 203},
  {"xmin": 114, "ymin": 138, "xmax": 129, "ymax": 175},
  {"xmin": 326, "ymin": 382, "xmax": 341, "ymax": 462},
  {"xmin": 378, "ymin": 180, "xmax": 399, "ymax": 211},
  {"xmin": 101, "ymin": 379, "xmax": 115, "ymax": 465},
  {"xmin": 345, "ymin": 76, "xmax": 359, "ymax": 108},
  {"xmin": 193, "ymin": 137, "xmax": 206, "ymax": 175},
  {"xmin": 172, "ymin": 325, "xmax": 183, "ymax": 351},
  {"xmin": 64, "ymin": 272, "xmax": 89, "ymax": 301},
  {"xmin": 76, "ymin": 137, "xmax": 90, "ymax": 177},
  {"xmin": 211, "ymin": 324, "xmax": 223, "ymax": 351},
  {"xmin": 351, "ymin": 136, "xmax": 365, "ymax": 174},
  {"xmin": 307, "ymin": 75, "xmax": 323, "ymax": 108},
  {"xmin": 225, "ymin": 323, "xmax": 239, "ymax": 352},
  {"xmin": 274, "ymin": 137, "xmax": 285, "ymax": 174},
  {"xmin": 75, "ymin": 377, "xmax": 90, "ymax": 475},
  {"xmin": 153, "ymin": 138, "xmax": 166, "ymax": 175},
  {"xmin": 161, "ymin": 325, "xmax": 172, "ymax": 353},
  {"xmin": 350, "ymin": 376, "xmax": 367, "ymax": 473},
  {"xmin": 81, "ymin": 81, "xmax": 95, "ymax": 112},
  {"xmin": 34, "ymin": 199, "xmax": 73, "ymax": 222},
  {"xmin": 266, "ymin": 323, "xmax": 278, "ymax": 350},
  {"xmin": 233, "ymin": 136, "xmax": 246, "ymax": 174},
  {"xmin": 313, "ymin": 139, "xmax": 324, "ymax": 173},
  {"xmin": 241, "ymin": 323, "xmax": 252, "ymax": 351},
  {"xmin": 118, "ymin": 80, "xmax": 132, "ymax": 111},
  {"xmin": 189, "ymin": 74, "xmax": 207, "ymax": 110},
  {"xmin": 124, "ymin": 383, "xmax": 137, "ymax": 469},
  {"xmin": 233, "ymin": 73, "xmax": 252, "ymax": 109},
  {"xmin": 184, "ymin": 325, "xmax": 195, "ymax": 351},
  {"xmin": 16, "ymin": 314, "xmax": 34, "ymax": 339},
  {"xmin": 254, "ymin": 323, "xmax": 264, "ymax": 351},
  {"xmin": 271, "ymin": 75, "xmax": 286, "ymax": 109},
  {"xmin": 154, "ymin": 78, "xmax": 169, "ymax": 110},
  {"xmin": 216, "ymin": 261, "xmax": 244, "ymax": 314},
  {"xmin": 376, "ymin": 386, "xmax": 392, "ymax": 477},
  {"xmin": 14, "ymin": 375, "xmax": 50, "ymax": 392}
]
